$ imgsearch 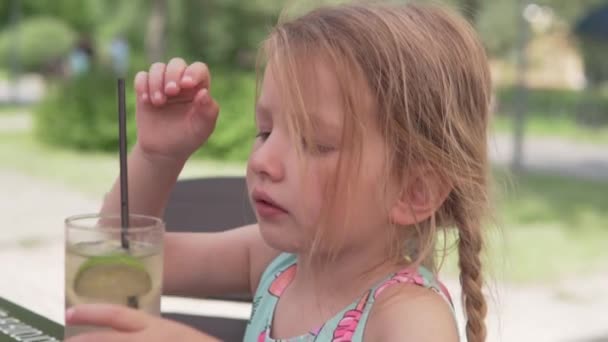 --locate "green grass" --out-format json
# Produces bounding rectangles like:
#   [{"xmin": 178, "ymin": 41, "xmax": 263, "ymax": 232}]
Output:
[
  {"xmin": 441, "ymin": 169, "xmax": 608, "ymax": 284},
  {"xmin": 493, "ymin": 113, "xmax": 608, "ymax": 144},
  {"xmin": 0, "ymin": 105, "xmax": 29, "ymax": 115},
  {"xmin": 492, "ymin": 169, "xmax": 608, "ymax": 282},
  {"xmin": 0, "ymin": 132, "xmax": 245, "ymax": 198}
]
